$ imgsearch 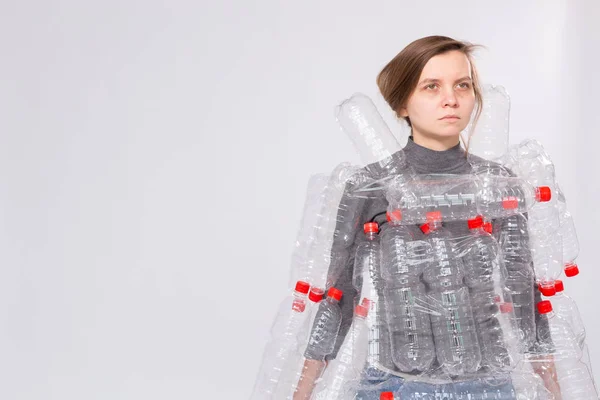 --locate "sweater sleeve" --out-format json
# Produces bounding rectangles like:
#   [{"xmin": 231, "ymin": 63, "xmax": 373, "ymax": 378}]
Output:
[{"xmin": 304, "ymin": 179, "xmax": 370, "ymax": 361}]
